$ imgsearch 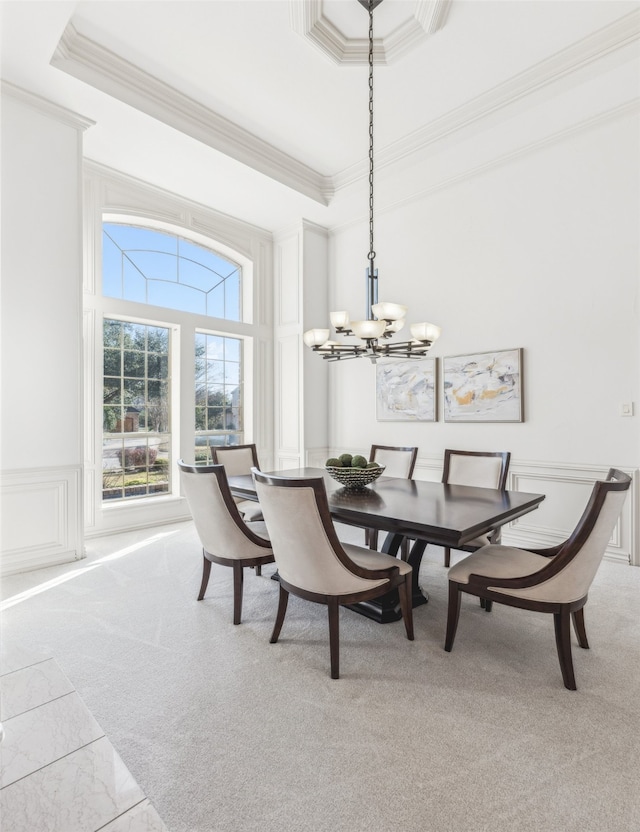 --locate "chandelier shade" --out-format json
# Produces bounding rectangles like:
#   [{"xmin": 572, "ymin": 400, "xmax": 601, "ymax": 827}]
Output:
[{"xmin": 303, "ymin": 0, "xmax": 441, "ymax": 363}]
